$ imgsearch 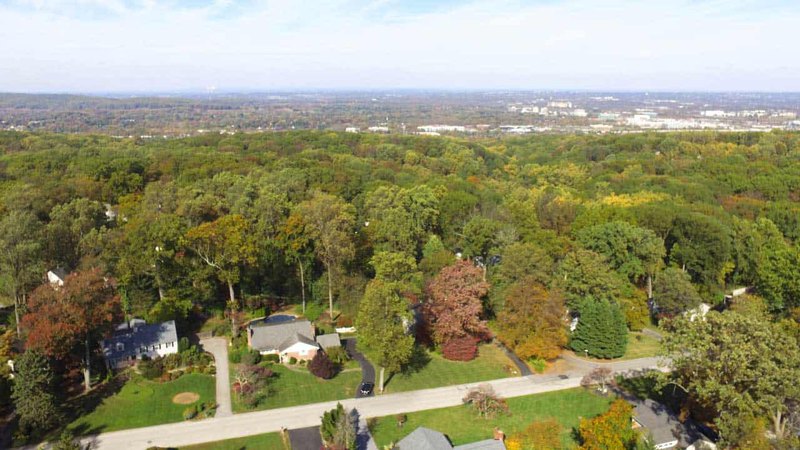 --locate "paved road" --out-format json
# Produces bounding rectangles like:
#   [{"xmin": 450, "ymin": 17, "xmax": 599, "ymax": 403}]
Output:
[
  {"xmin": 200, "ymin": 337, "xmax": 233, "ymax": 418},
  {"xmin": 344, "ymin": 338, "xmax": 375, "ymax": 398},
  {"xmin": 72, "ymin": 356, "xmax": 664, "ymax": 449}
]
